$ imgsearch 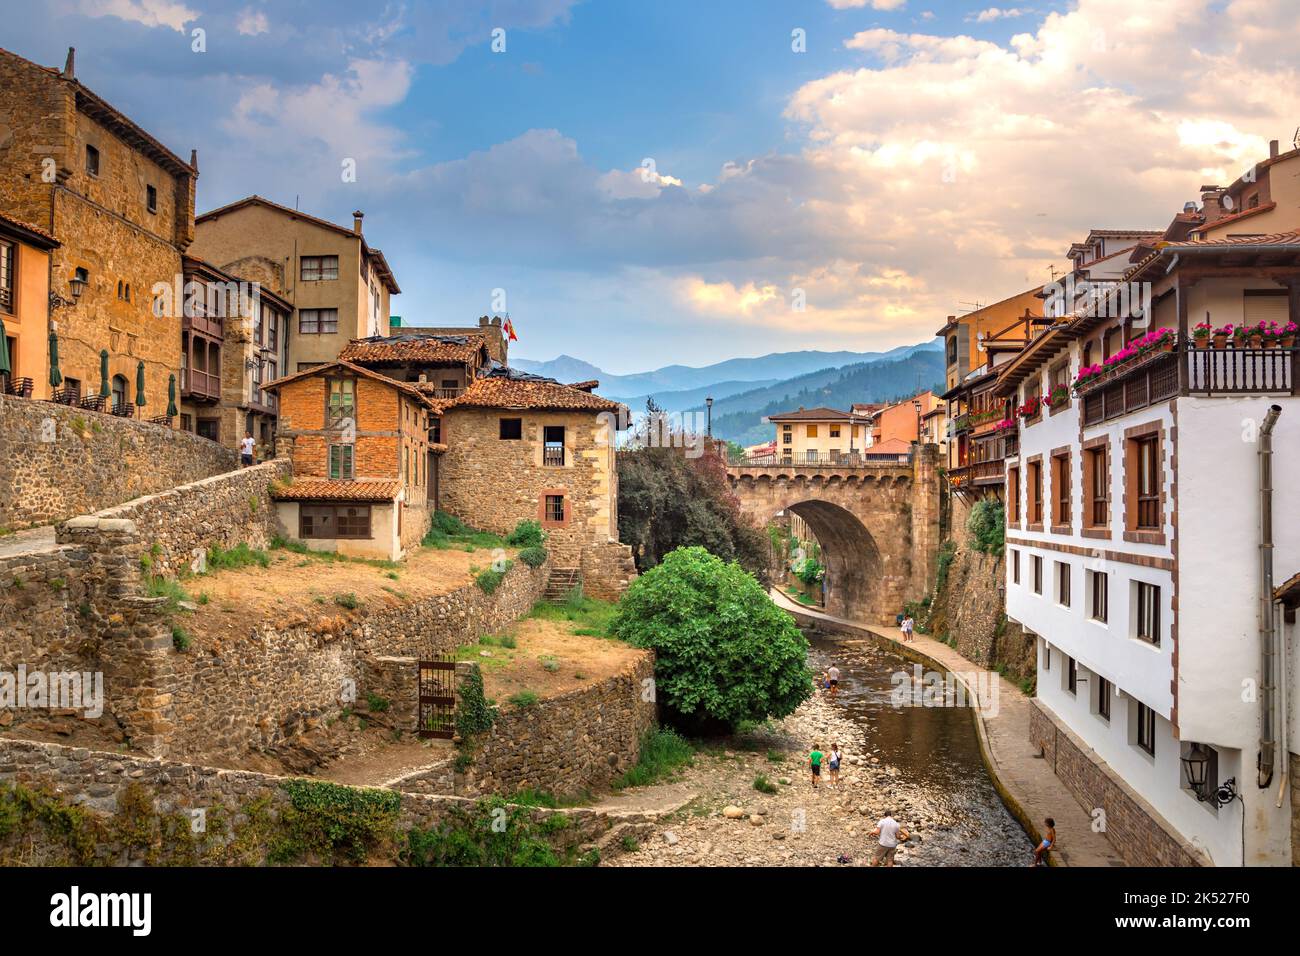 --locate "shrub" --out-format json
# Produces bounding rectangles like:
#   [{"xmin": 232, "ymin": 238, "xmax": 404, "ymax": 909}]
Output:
[
  {"xmin": 935, "ymin": 539, "xmax": 958, "ymax": 592},
  {"xmin": 473, "ymin": 563, "xmax": 512, "ymax": 594},
  {"xmin": 967, "ymin": 499, "xmax": 1006, "ymax": 556},
  {"xmin": 334, "ymin": 592, "xmax": 360, "ymax": 610},
  {"xmin": 753, "ymin": 774, "xmax": 778, "ymax": 794},
  {"xmin": 793, "ymin": 557, "xmax": 824, "ymax": 587},
  {"xmin": 507, "ymin": 691, "xmax": 539, "ymax": 709},
  {"xmin": 455, "ymin": 666, "xmax": 497, "ymax": 742},
  {"xmin": 171, "ymin": 626, "xmax": 191, "ymax": 652},
  {"xmin": 614, "ymin": 726, "xmax": 695, "ymax": 788},
  {"xmin": 518, "ymin": 546, "xmax": 548, "ymax": 568},
  {"xmin": 613, "ymin": 547, "xmax": 812, "ymax": 732},
  {"xmin": 506, "ymin": 520, "xmax": 546, "ymax": 549},
  {"xmin": 272, "ymin": 780, "xmax": 401, "ymax": 864},
  {"xmin": 431, "ymin": 511, "xmax": 472, "ymax": 536},
  {"xmin": 206, "ymin": 543, "xmax": 271, "ymax": 571},
  {"xmin": 399, "ymin": 797, "xmax": 563, "ymax": 867}
]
